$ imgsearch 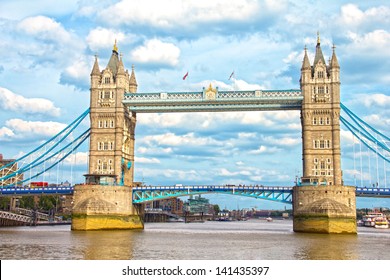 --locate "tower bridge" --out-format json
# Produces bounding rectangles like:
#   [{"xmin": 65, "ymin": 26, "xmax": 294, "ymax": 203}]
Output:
[
  {"xmin": 2, "ymin": 34, "xmax": 389, "ymax": 233},
  {"xmin": 69, "ymin": 34, "xmax": 356, "ymax": 233}
]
